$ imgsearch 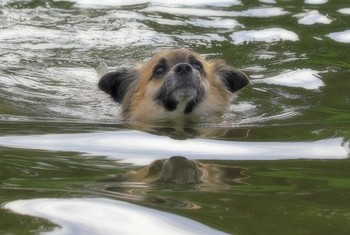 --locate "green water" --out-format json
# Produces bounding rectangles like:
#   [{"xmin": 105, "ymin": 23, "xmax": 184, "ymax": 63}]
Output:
[{"xmin": 1, "ymin": 1, "xmax": 350, "ymax": 234}]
